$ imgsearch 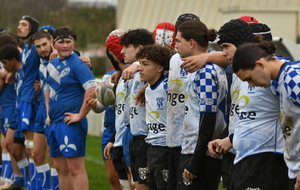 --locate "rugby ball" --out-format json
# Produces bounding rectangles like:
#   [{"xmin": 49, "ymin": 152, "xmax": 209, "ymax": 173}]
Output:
[{"xmin": 95, "ymin": 81, "xmax": 116, "ymax": 106}]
